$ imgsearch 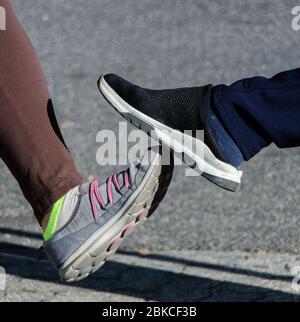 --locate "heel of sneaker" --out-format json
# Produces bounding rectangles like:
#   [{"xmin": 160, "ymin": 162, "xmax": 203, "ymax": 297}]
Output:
[{"xmin": 202, "ymin": 172, "xmax": 241, "ymax": 192}]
